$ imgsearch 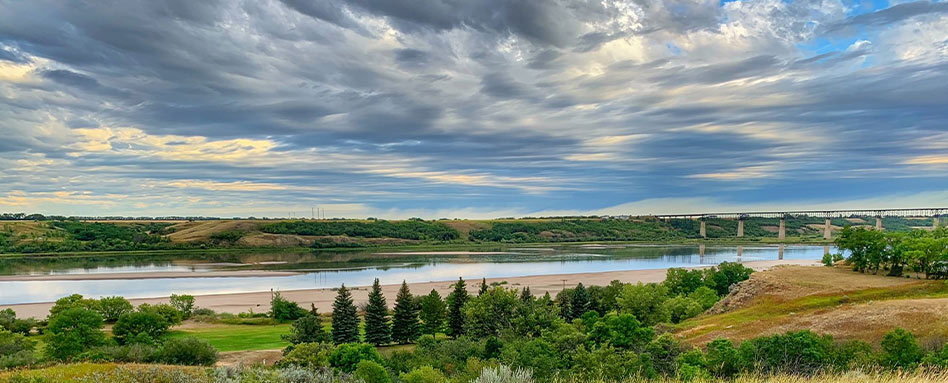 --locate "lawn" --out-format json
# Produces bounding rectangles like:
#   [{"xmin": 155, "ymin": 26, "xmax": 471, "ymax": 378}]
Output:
[{"xmin": 168, "ymin": 323, "xmax": 292, "ymax": 352}]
